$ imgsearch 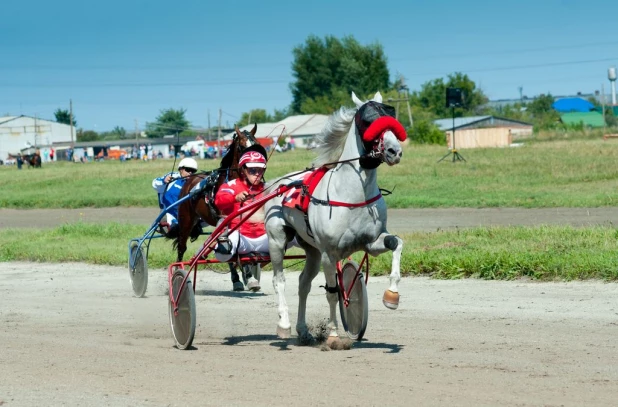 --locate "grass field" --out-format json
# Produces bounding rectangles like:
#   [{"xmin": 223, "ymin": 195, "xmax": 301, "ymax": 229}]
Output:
[
  {"xmin": 1, "ymin": 222, "xmax": 617, "ymax": 281},
  {"xmin": 2, "ymin": 139, "xmax": 618, "ymax": 209},
  {"xmin": 2, "ymin": 139, "xmax": 618, "ymax": 281}
]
